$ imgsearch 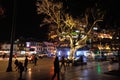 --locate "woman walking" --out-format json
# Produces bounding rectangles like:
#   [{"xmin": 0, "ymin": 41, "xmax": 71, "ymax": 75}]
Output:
[{"xmin": 51, "ymin": 56, "xmax": 60, "ymax": 80}]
